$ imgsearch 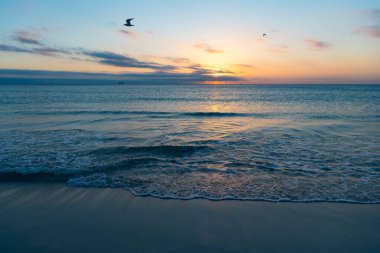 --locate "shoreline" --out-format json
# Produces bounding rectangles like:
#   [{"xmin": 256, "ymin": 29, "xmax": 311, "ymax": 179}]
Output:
[{"xmin": 1, "ymin": 183, "xmax": 380, "ymax": 253}]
